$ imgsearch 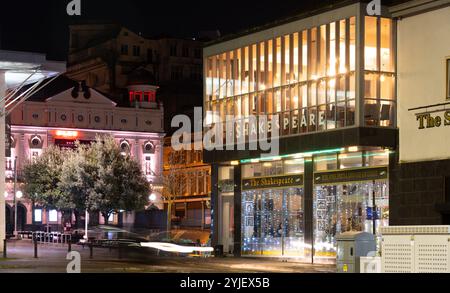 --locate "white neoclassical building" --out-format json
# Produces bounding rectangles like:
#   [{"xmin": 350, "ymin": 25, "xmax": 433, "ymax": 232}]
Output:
[{"xmin": 4, "ymin": 75, "xmax": 165, "ymax": 233}]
